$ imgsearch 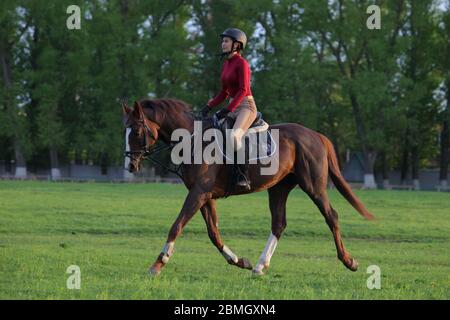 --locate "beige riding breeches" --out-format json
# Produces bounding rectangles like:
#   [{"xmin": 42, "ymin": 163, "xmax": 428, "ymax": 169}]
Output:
[{"xmin": 228, "ymin": 96, "xmax": 257, "ymax": 150}]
